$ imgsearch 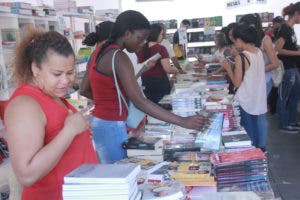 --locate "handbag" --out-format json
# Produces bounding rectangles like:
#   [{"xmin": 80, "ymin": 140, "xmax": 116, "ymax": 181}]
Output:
[
  {"xmin": 271, "ymin": 59, "xmax": 284, "ymax": 87},
  {"xmin": 112, "ymin": 50, "xmax": 146, "ymax": 129}
]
